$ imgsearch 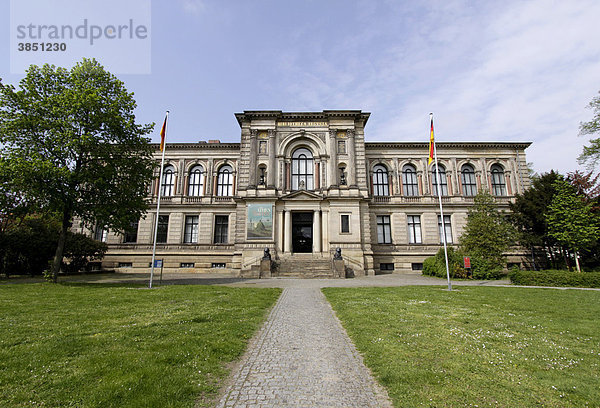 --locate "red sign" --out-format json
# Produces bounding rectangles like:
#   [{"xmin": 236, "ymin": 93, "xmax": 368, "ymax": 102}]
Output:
[{"xmin": 463, "ymin": 257, "xmax": 471, "ymax": 268}]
